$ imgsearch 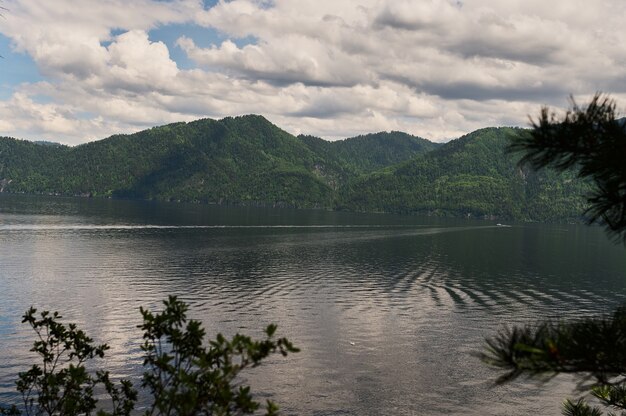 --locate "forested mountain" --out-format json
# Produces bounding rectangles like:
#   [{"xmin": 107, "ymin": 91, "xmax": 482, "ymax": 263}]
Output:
[
  {"xmin": 343, "ymin": 127, "xmax": 589, "ymax": 221},
  {"xmin": 1, "ymin": 116, "xmax": 336, "ymax": 207},
  {"xmin": 299, "ymin": 131, "xmax": 440, "ymax": 175},
  {"xmin": 0, "ymin": 116, "xmax": 589, "ymax": 221}
]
